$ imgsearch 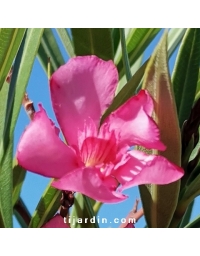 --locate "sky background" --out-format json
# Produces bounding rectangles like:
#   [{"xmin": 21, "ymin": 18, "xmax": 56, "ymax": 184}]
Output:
[{"xmin": 13, "ymin": 29, "xmax": 200, "ymax": 228}]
